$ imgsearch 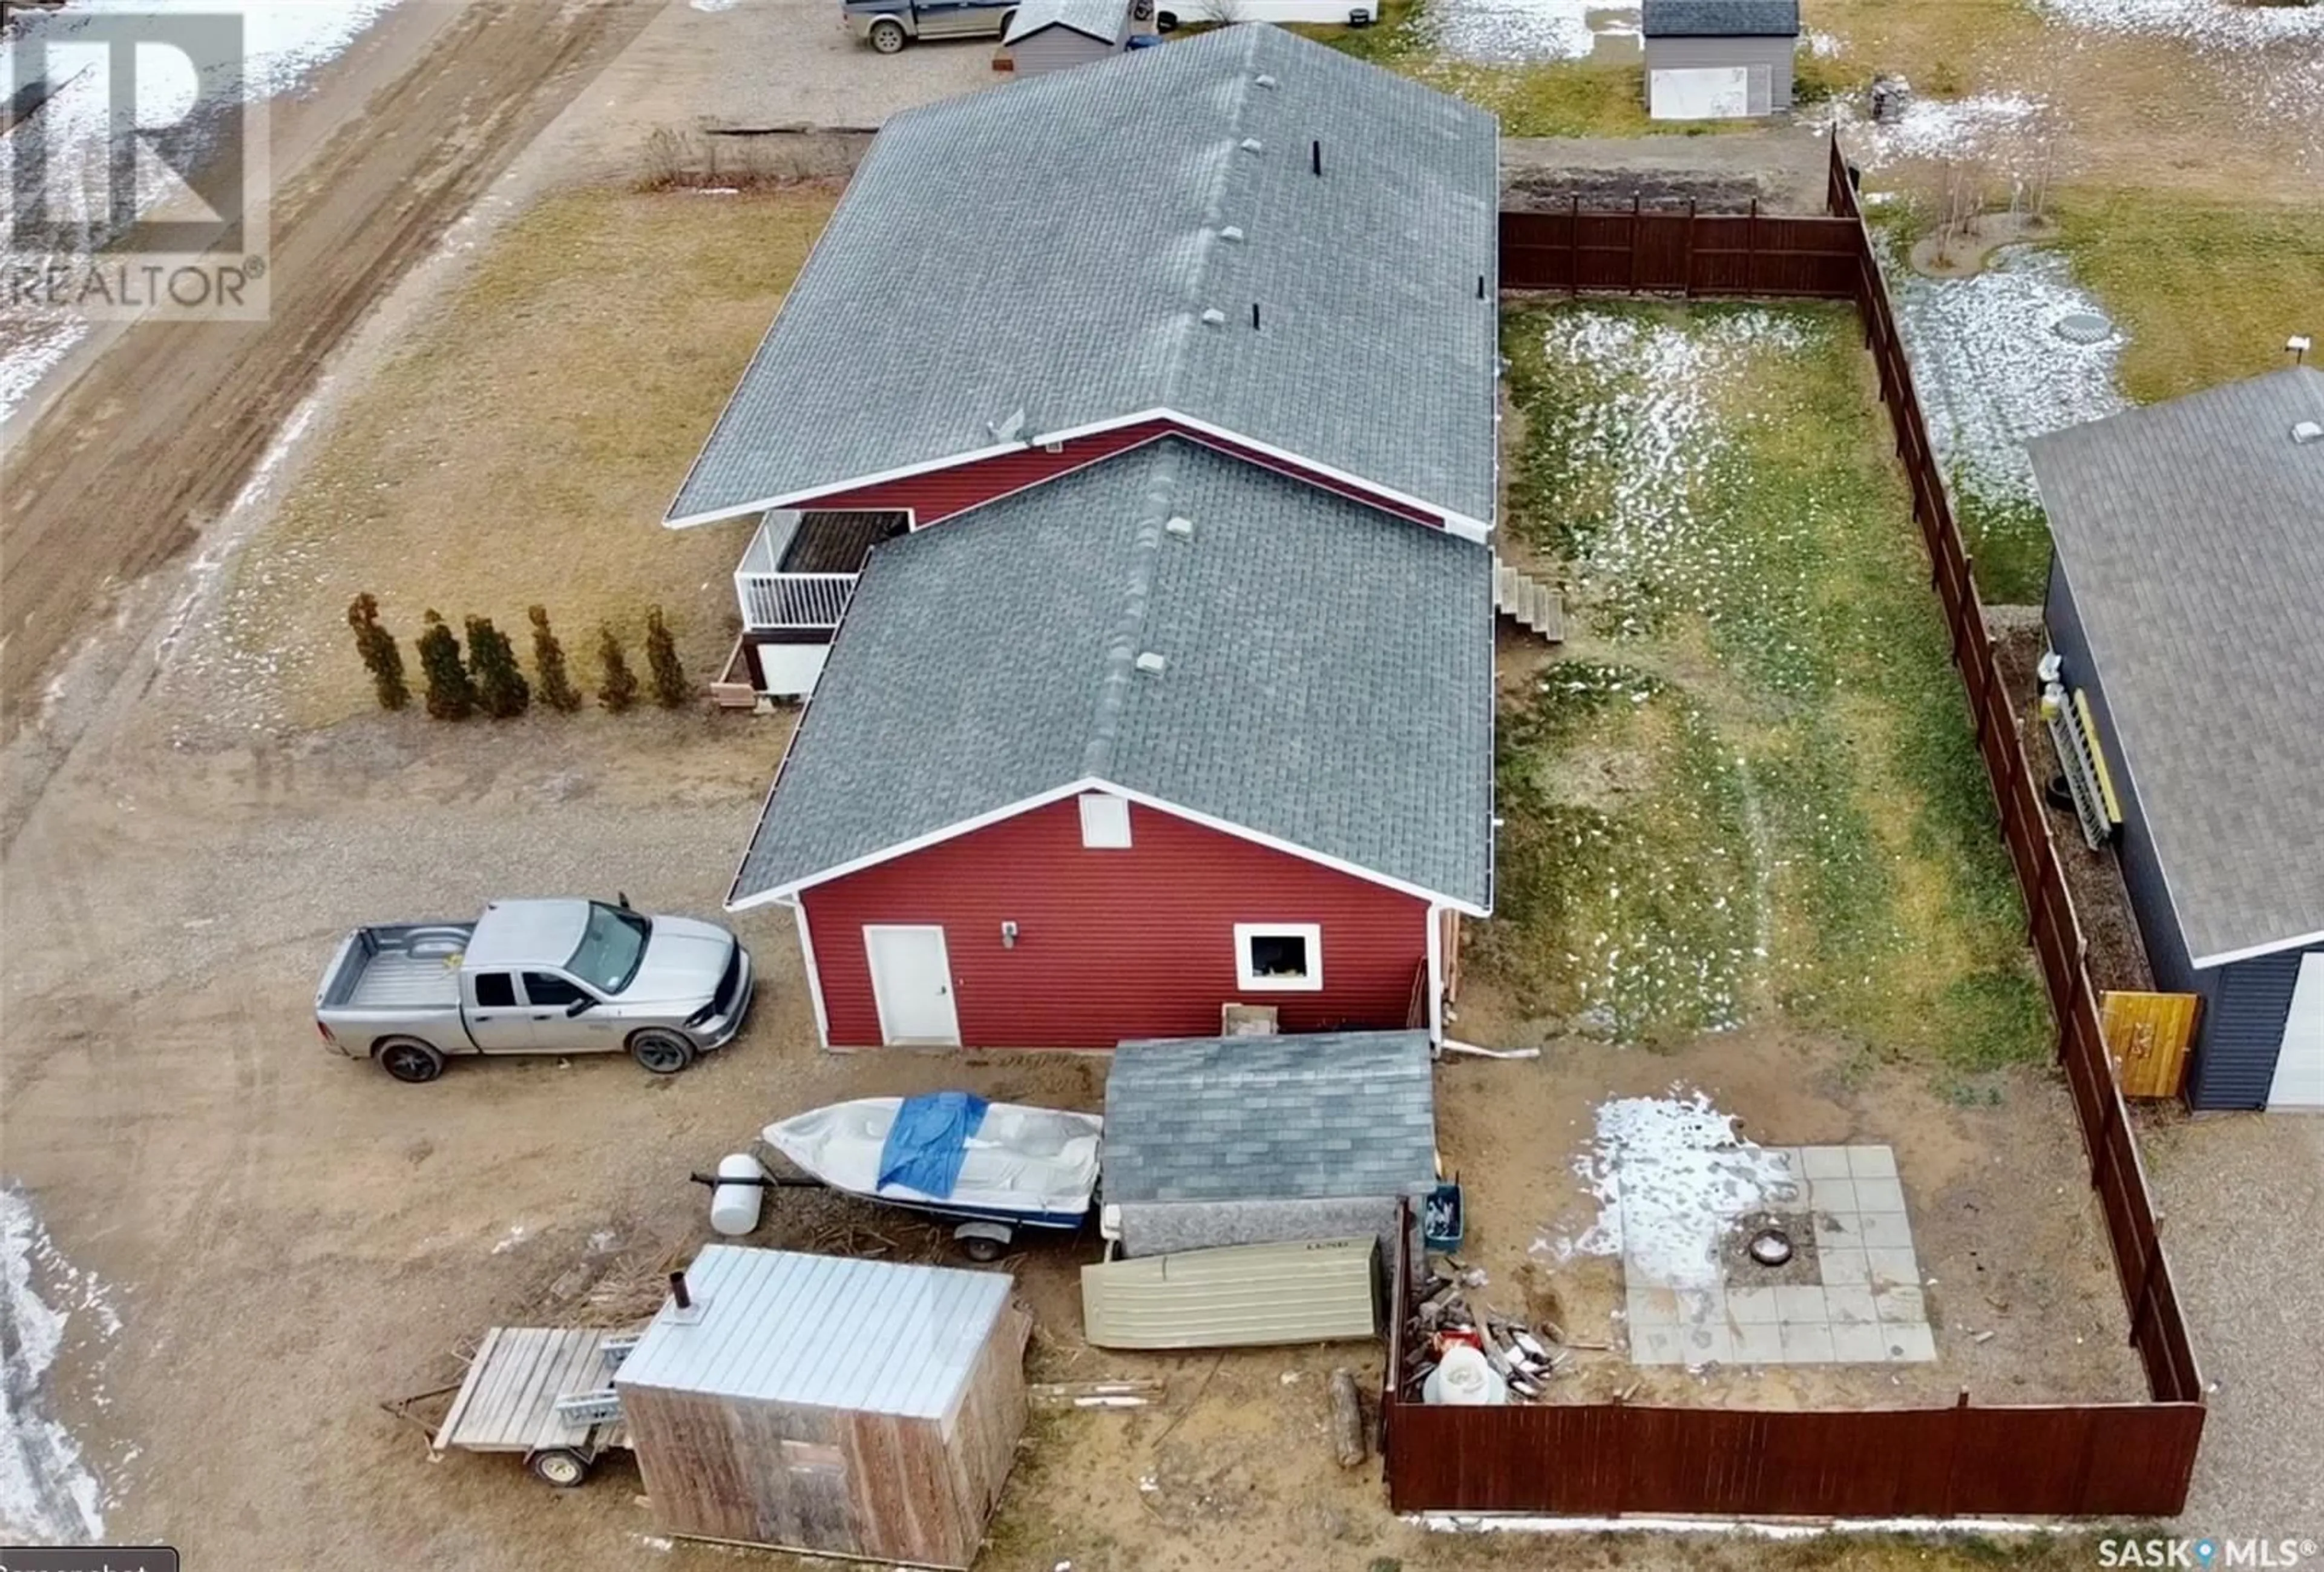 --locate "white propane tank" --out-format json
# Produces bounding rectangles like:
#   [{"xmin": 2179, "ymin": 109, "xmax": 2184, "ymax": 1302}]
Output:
[
  {"xmin": 709, "ymin": 1153, "xmax": 765, "ymax": 1237},
  {"xmin": 1422, "ymin": 1344, "xmax": 1508, "ymax": 1406}
]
